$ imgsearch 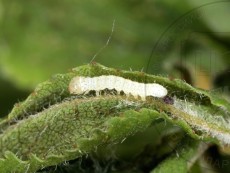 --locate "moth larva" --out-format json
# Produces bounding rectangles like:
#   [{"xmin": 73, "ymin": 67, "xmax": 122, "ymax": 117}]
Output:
[{"xmin": 69, "ymin": 75, "xmax": 168, "ymax": 100}]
